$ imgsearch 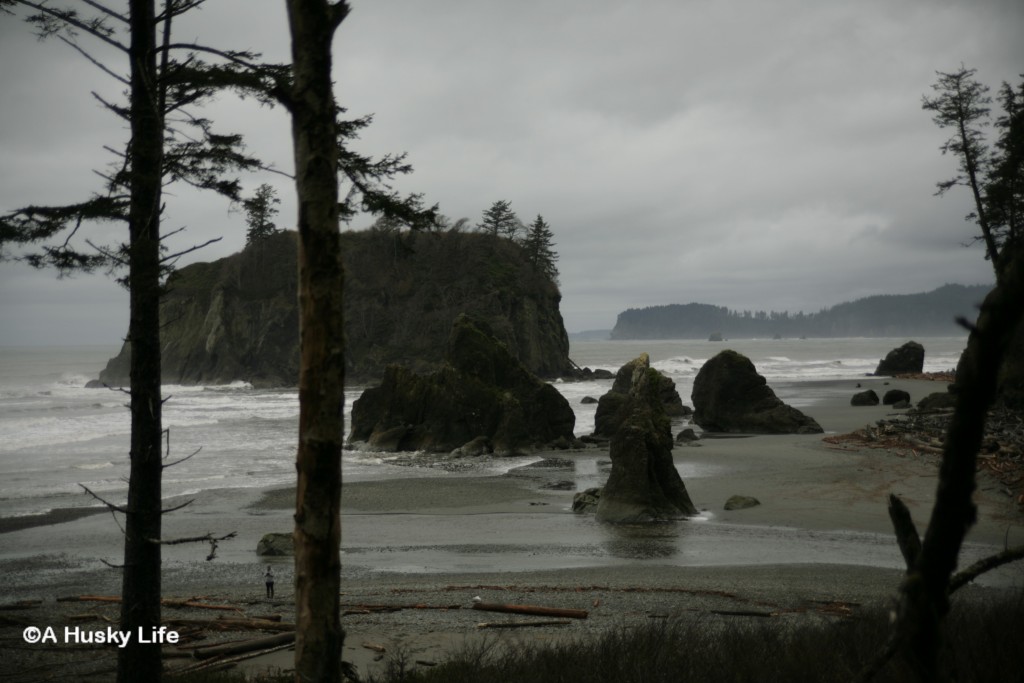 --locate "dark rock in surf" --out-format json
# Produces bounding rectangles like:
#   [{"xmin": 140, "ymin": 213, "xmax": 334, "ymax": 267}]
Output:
[
  {"xmin": 882, "ymin": 389, "xmax": 911, "ymax": 406},
  {"xmin": 874, "ymin": 341, "xmax": 925, "ymax": 376},
  {"xmin": 349, "ymin": 315, "xmax": 576, "ymax": 454},
  {"xmin": 851, "ymin": 390, "xmax": 880, "ymax": 406},
  {"xmin": 691, "ymin": 350, "xmax": 823, "ymax": 434}
]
